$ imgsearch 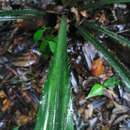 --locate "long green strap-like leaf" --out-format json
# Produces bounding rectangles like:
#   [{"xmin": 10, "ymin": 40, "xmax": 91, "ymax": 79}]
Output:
[
  {"xmin": 34, "ymin": 16, "xmax": 73, "ymax": 130},
  {"xmin": 0, "ymin": 9, "xmax": 44, "ymax": 21},
  {"xmin": 84, "ymin": 22, "xmax": 130, "ymax": 48},
  {"xmin": 78, "ymin": 27, "xmax": 130, "ymax": 89},
  {"xmin": 86, "ymin": 0, "xmax": 130, "ymax": 11}
]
